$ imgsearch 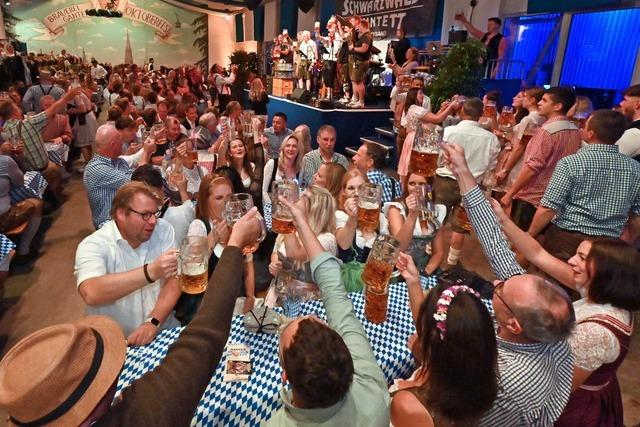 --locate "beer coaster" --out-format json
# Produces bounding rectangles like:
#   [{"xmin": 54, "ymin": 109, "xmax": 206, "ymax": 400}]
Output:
[{"xmin": 223, "ymin": 344, "xmax": 252, "ymax": 382}]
